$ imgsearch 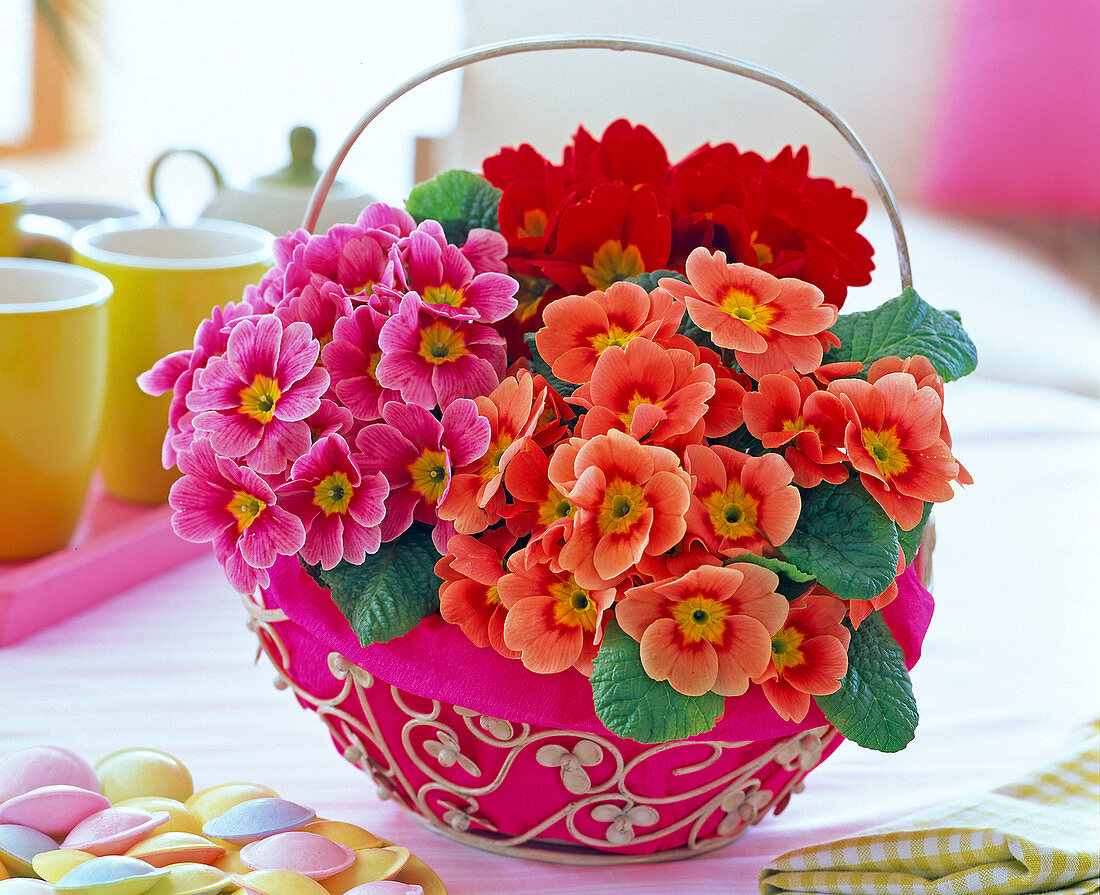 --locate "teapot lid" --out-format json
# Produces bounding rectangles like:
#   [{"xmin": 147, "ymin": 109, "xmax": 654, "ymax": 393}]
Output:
[{"xmin": 252, "ymin": 125, "xmax": 347, "ymax": 191}]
